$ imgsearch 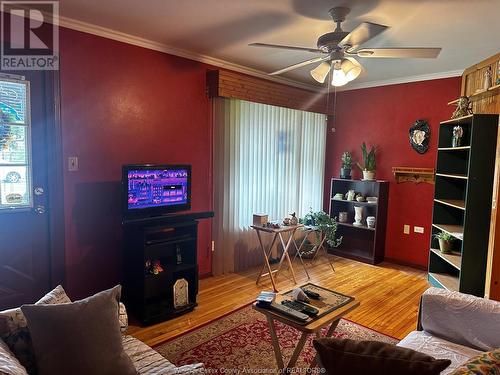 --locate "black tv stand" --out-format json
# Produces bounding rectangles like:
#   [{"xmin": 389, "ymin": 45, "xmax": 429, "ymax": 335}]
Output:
[{"xmin": 122, "ymin": 211, "xmax": 213, "ymax": 325}]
